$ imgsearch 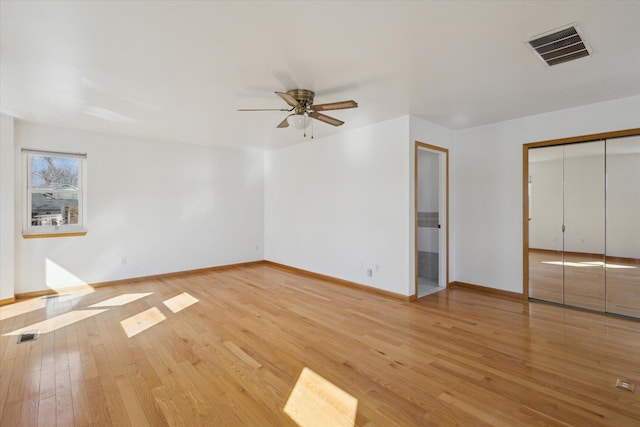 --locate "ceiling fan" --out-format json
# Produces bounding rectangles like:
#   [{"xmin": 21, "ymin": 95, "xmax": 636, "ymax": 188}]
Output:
[{"xmin": 238, "ymin": 89, "xmax": 358, "ymax": 129}]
